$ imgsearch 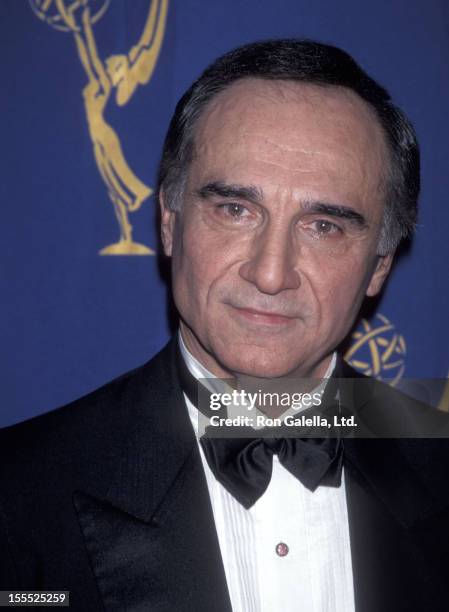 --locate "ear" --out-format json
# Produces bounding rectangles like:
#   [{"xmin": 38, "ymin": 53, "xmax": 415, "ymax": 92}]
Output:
[
  {"xmin": 159, "ymin": 190, "xmax": 176, "ymax": 257},
  {"xmin": 366, "ymin": 254, "xmax": 394, "ymax": 297}
]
